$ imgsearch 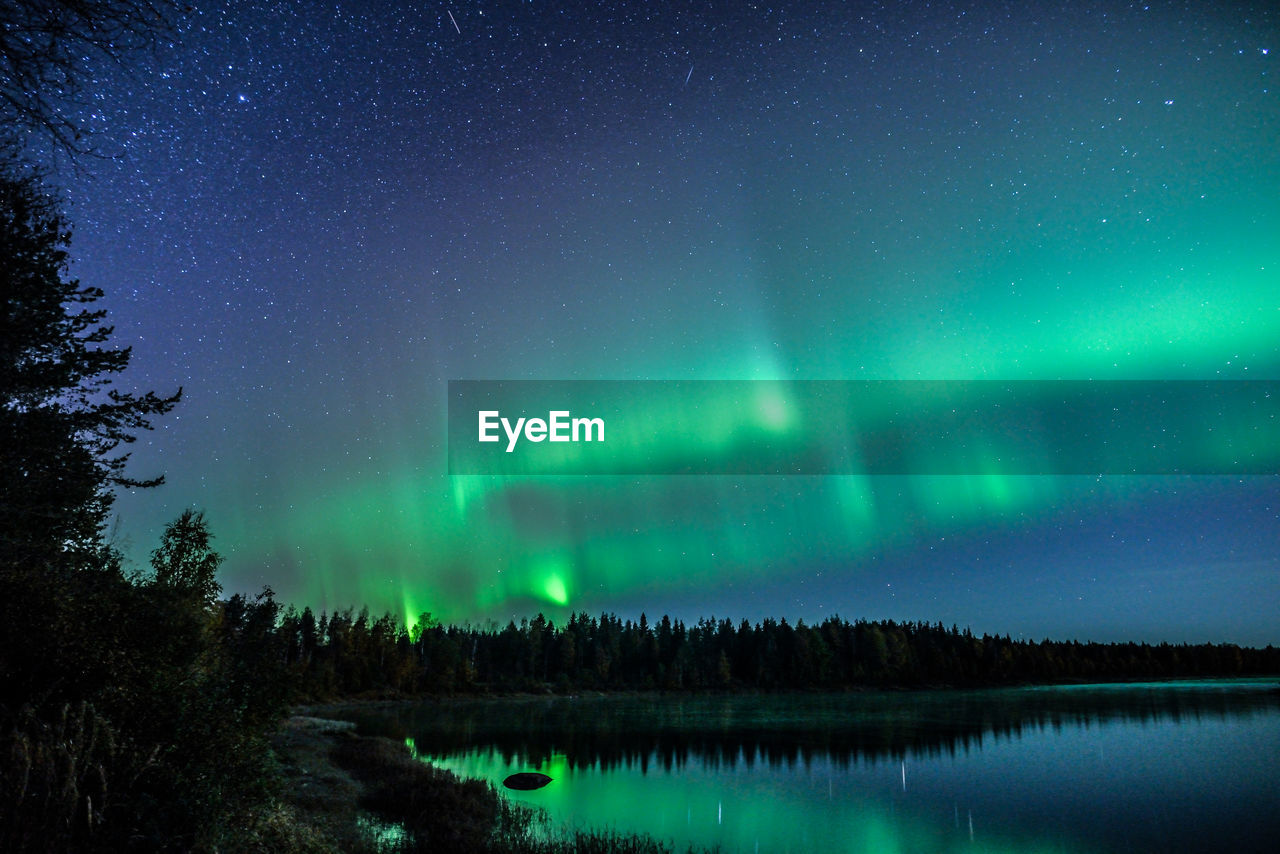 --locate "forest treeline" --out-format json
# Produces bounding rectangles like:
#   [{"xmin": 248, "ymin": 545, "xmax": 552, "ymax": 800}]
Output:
[{"xmin": 281, "ymin": 607, "xmax": 1280, "ymax": 698}]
